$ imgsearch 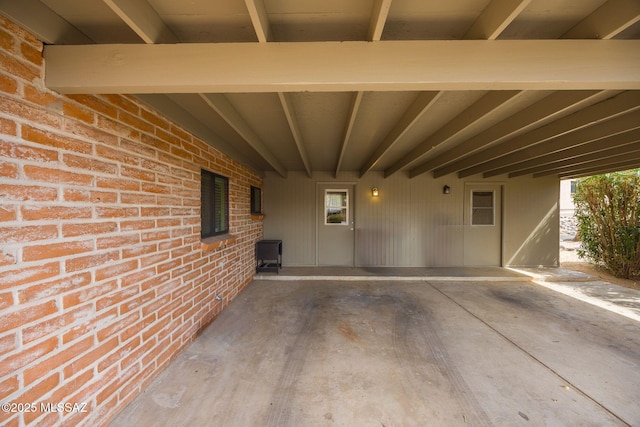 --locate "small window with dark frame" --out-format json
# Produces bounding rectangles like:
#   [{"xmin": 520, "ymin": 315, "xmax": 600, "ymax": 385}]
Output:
[
  {"xmin": 201, "ymin": 169, "xmax": 229, "ymax": 238},
  {"xmin": 250, "ymin": 186, "xmax": 262, "ymax": 215}
]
